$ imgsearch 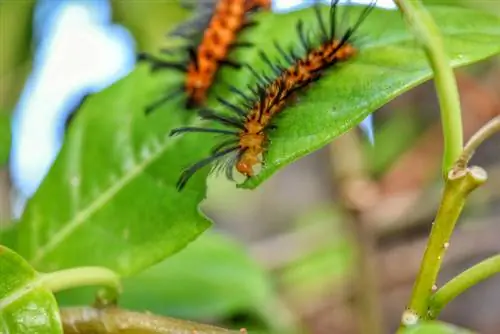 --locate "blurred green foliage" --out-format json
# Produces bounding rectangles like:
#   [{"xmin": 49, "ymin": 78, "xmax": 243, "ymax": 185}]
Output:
[{"xmin": 280, "ymin": 206, "xmax": 354, "ymax": 301}]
